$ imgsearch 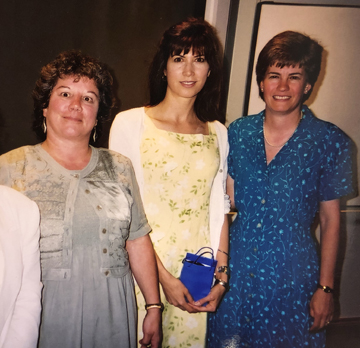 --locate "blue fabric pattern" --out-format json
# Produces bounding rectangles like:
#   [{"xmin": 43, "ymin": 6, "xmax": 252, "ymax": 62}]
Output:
[{"xmin": 207, "ymin": 105, "xmax": 353, "ymax": 348}]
